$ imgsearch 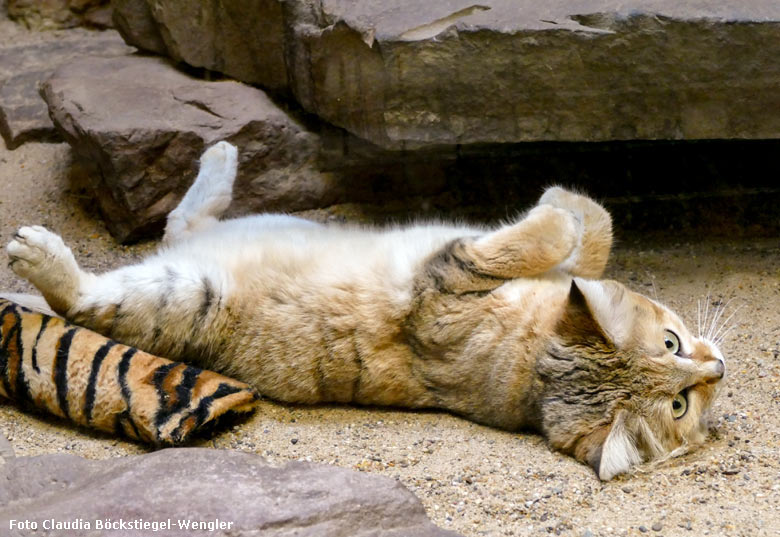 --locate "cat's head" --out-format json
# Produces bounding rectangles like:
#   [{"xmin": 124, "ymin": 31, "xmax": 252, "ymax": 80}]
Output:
[{"xmin": 538, "ymin": 279, "xmax": 725, "ymax": 480}]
